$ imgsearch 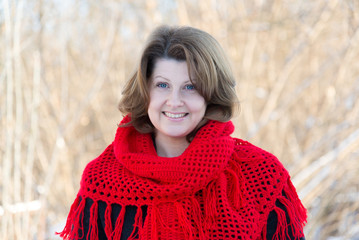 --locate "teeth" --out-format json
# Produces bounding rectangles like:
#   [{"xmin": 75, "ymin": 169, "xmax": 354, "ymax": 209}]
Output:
[{"xmin": 164, "ymin": 112, "xmax": 186, "ymax": 118}]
